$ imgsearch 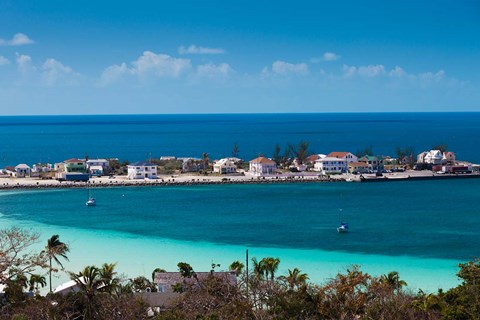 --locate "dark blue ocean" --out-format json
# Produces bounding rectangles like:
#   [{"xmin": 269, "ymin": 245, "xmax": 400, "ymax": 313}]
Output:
[
  {"xmin": 1, "ymin": 113, "xmax": 479, "ymax": 167},
  {"xmin": 1, "ymin": 112, "xmax": 480, "ymax": 291}
]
